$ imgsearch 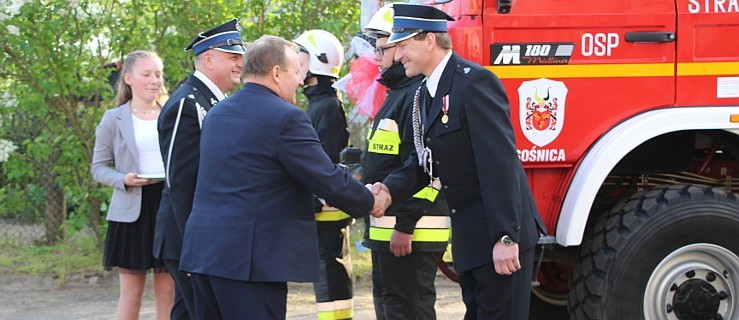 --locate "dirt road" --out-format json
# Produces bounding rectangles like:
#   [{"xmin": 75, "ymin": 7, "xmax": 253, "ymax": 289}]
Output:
[{"xmin": 0, "ymin": 272, "xmax": 466, "ymax": 319}]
